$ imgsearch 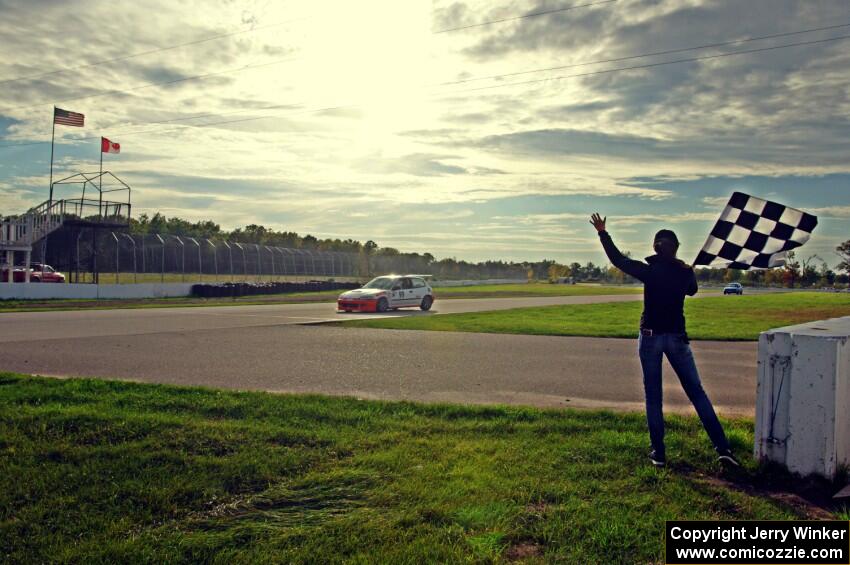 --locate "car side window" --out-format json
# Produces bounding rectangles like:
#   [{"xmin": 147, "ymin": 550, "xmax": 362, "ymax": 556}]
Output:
[
  {"xmin": 412, "ymin": 278, "xmax": 425, "ymax": 288},
  {"xmin": 401, "ymin": 278, "xmax": 412, "ymax": 290}
]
